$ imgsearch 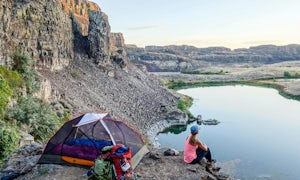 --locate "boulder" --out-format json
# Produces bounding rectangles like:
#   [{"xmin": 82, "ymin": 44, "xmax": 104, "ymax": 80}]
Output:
[{"xmin": 0, "ymin": 143, "xmax": 42, "ymax": 178}]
